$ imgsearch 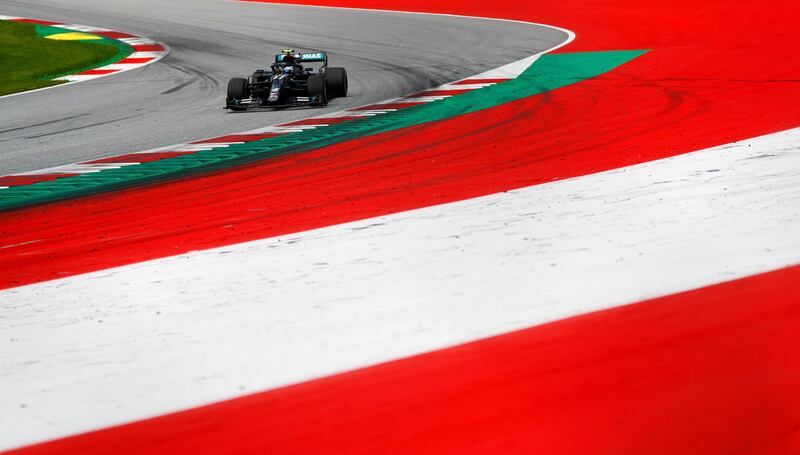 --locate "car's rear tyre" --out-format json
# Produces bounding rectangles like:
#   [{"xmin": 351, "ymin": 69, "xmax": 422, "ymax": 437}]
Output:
[
  {"xmin": 308, "ymin": 74, "xmax": 328, "ymax": 106},
  {"xmin": 326, "ymin": 67, "xmax": 348, "ymax": 98},
  {"xmin": 227, "ymin": 77, "xmax": 248, "ymax": 100}
]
